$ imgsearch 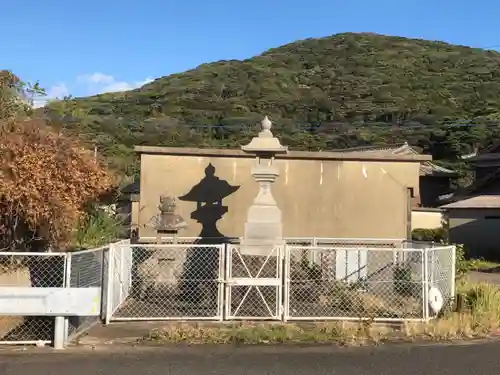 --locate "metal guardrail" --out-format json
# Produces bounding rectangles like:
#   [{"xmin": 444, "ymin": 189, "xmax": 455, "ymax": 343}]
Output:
[{"xmin": 0, "ymin": 242, "xmax": 127, "ymax": 349}]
